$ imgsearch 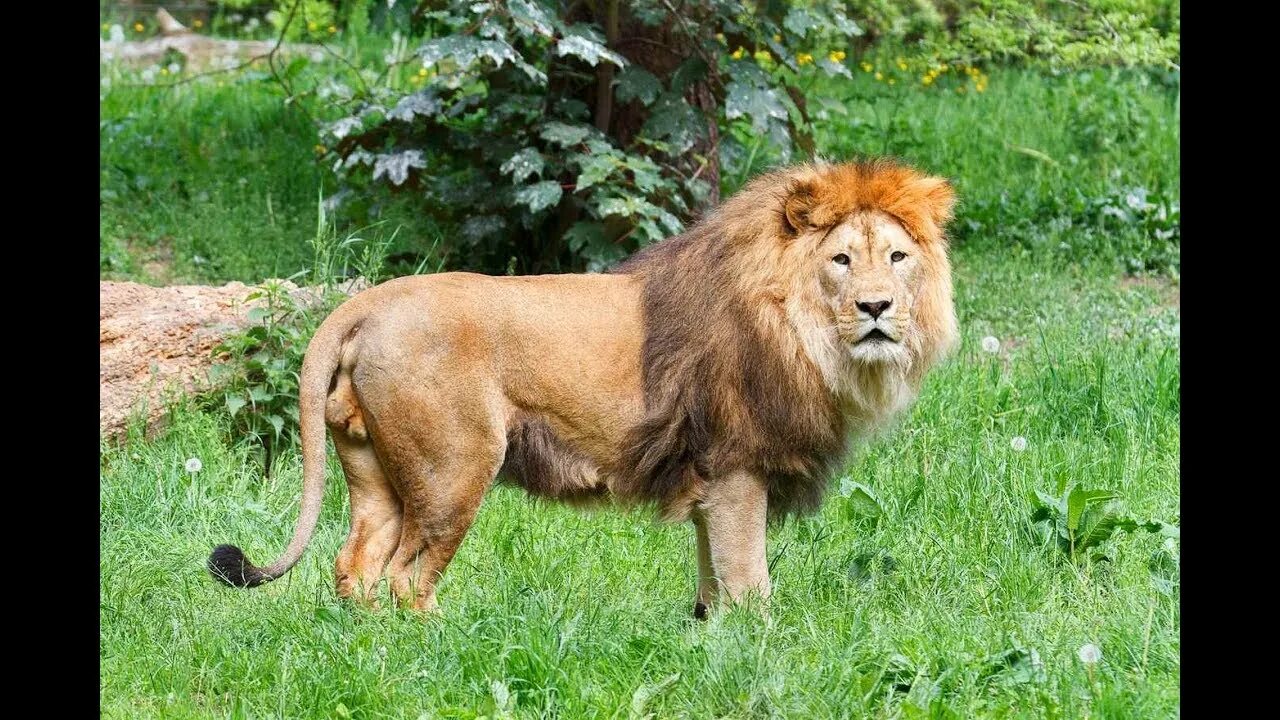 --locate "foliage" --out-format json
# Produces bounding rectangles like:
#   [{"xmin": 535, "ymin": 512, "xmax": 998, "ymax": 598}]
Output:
[
  {"xmin": 201, "ymin": 200, "xmax": 399, "ymax": 472},
  {"xmin": 289, "ymin": 0, "xmax": 1177, "ymax": 273},
  {"xmin": 205, "ymin": 278, "xmax": 315, "ymax": 475},
  {"xmin": 1028, "ymin": 484, "xmax": 1179, "ymax": 563}
]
